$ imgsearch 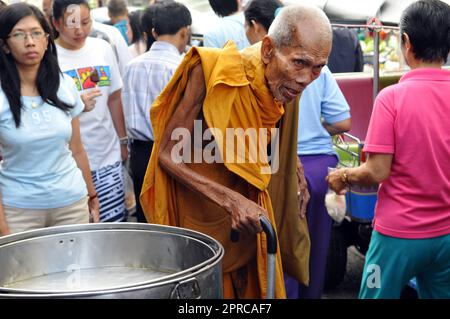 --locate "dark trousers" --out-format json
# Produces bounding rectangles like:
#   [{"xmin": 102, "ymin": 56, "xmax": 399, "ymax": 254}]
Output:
[
  {"xmin": 284, "ymin": 154, "xmax": 338, "ymax": 299},
  {"xmin": 129, "ymin": 139, "xmax": 154, "ymax": 223}
]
